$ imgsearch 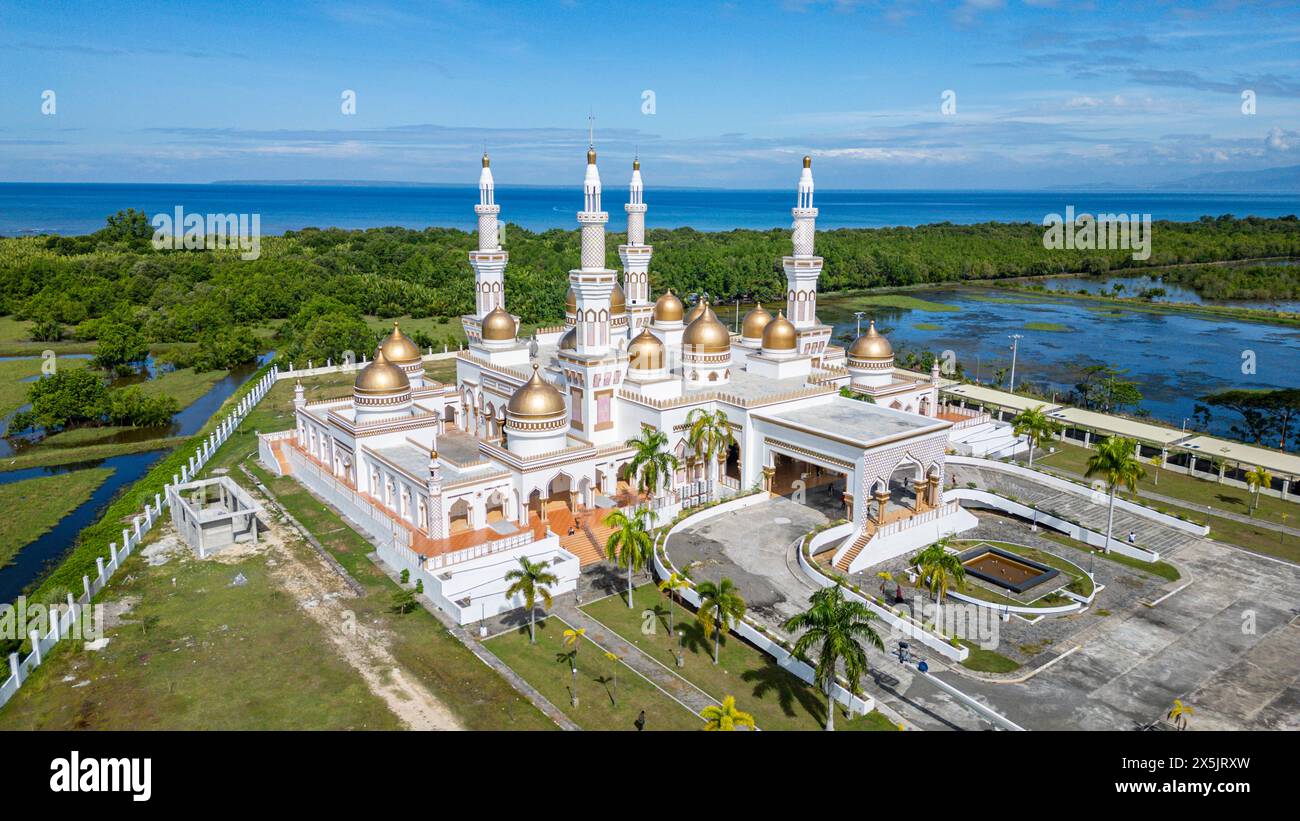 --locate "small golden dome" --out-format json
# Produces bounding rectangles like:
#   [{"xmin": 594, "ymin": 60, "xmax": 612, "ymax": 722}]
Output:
[
  {"xmin": 558, "ymin": 326, "xmax": 577, "ymax": 351},
  {"xmin": 565, "ymin": 286, "xmax": 577, "ymax": 313},
  {"xmin": 762, "ymin": 310, "xmax": 797, "ymax": 352},
  {"xmin": 482, "ymin": 152, "xmax": 490, "ymax": 168},
  {"xmin": 481, "ymin": 306, "xmax": 517, "ymax": 341},
  {"xmin": 682, "ymin": 301, "xmax": 731, "ymax": 354},
  {"xmin": 611, "ymin": 282, "xmax": 626, "ymax": 315},
  {"xmin": 741, "ymin": 303, "xmax": 773, "ymax": 339},
  {"xmin": 848, "ymin": 320, "xmax": 893, "ymax": 360},
  {"xmin": 627, "ymin": 328, "xmax": 665, "ymax": 371},
  {"xmin": 653, "ymin": 289, "xmax": 683, "ymax": 323},
  {"xmin": 633, "ymin": 158, "xmax": 640, "ymax": 171},
  {"xmin": 587, "ymin": 147, "xmax": 597, "ymax": 165},
  {"xmin": 685, "ymin": 298, "xmax": 707, "ymax": 325},
  {"xmin": 803, "ymin": 155, "xmax": 812, "ymax": 168},
  {"xmin": 507, "ymin": 364, "xmax": 566, "ymax": 418},
  {"xmin": 380, "ymin": 321, "xmax": 422, "ymax": 365},
  {"xmin": 354, "ymin": 349, "xmax": 411, "ymax": 396}
]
